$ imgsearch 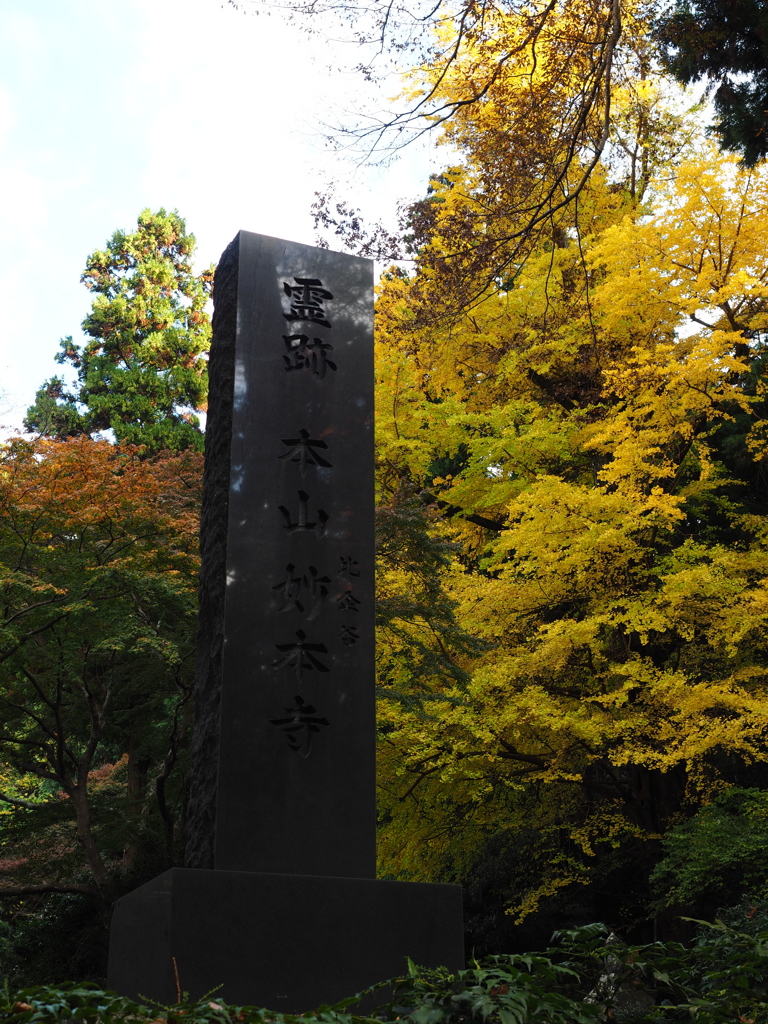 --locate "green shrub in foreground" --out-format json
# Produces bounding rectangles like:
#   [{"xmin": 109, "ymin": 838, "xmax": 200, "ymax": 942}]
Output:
[{"xmin": 4, "ymin": 920, "xmax": 768, "ymax": 1023}]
